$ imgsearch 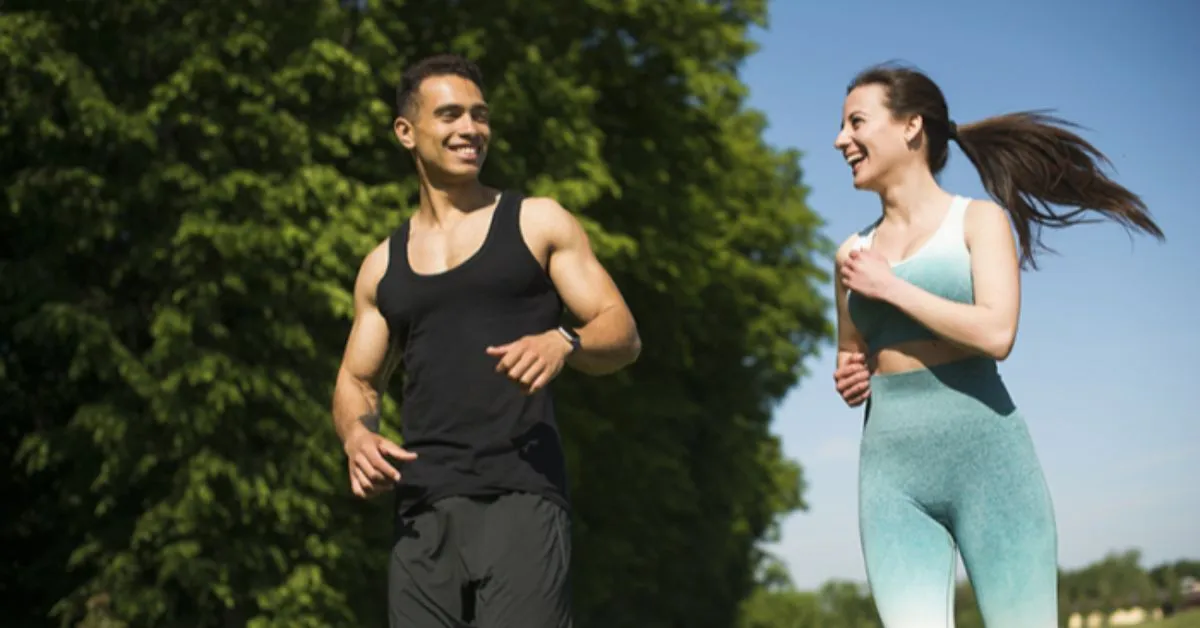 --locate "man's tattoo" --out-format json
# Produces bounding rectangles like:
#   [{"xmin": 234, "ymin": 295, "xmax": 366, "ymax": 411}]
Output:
[{"xmin": 359, "ymin": 412, "xmax": 381, "ymax": 434}]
